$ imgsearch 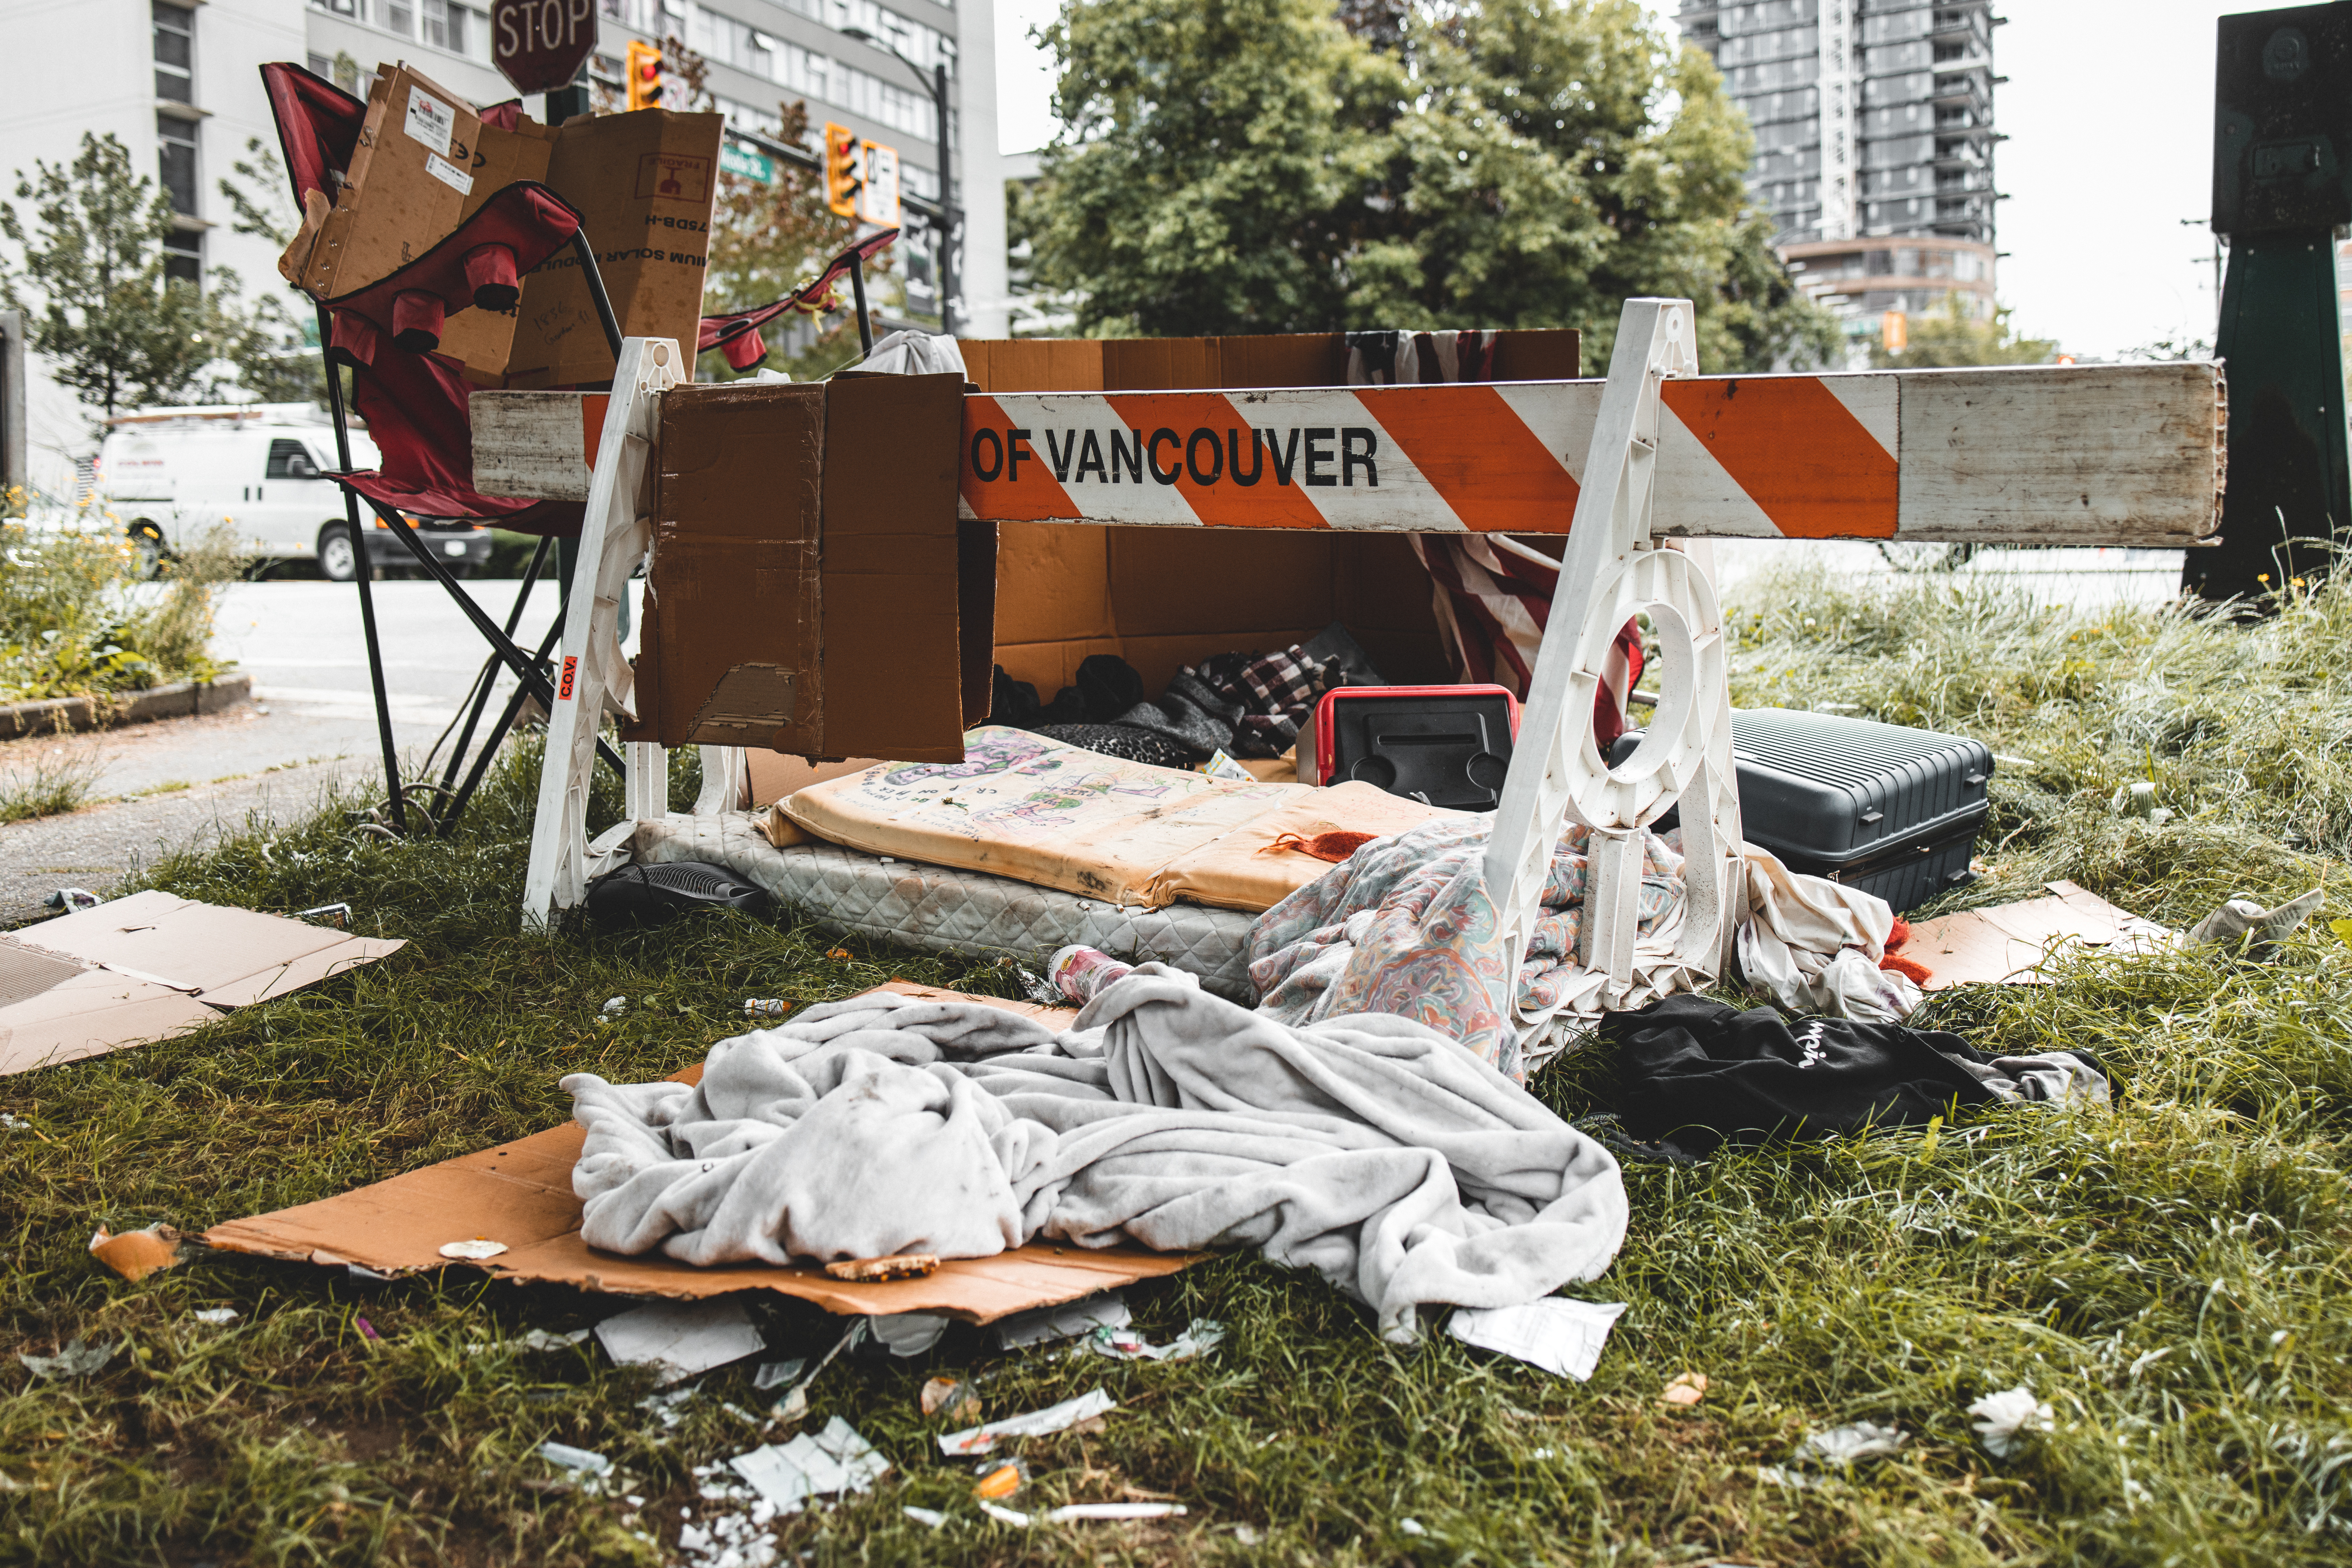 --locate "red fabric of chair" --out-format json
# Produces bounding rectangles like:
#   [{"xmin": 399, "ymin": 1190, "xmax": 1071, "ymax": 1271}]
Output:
[
  {"xmin": 697, "ymin": 227, "xmax": 899, "ymax": 369},
  {"xmin": 261, "ymin": 62, "xmax": 366, "ymax": 209}
]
